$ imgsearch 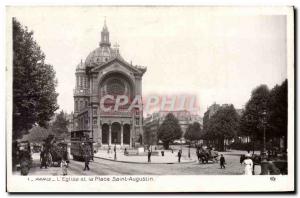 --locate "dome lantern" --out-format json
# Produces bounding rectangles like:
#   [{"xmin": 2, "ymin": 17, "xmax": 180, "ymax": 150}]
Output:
[{"xmin": 100, "ymin": 18, "xmax": 111, "ymax": 47}]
